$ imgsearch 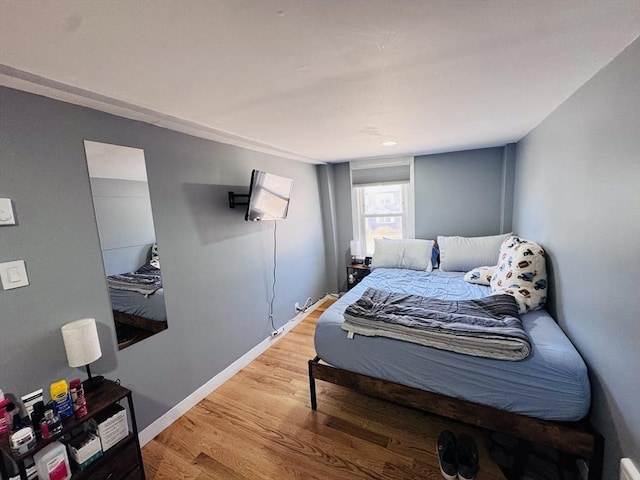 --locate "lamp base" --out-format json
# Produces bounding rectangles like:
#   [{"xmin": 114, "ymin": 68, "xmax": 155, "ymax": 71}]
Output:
[{"xmin": 83, "ymin": 375, "xmax": 105, "ymax": 392}]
